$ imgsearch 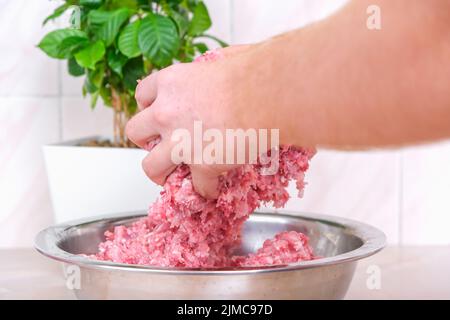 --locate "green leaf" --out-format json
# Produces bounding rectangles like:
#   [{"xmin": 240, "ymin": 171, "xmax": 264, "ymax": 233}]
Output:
[
  {"xmin": 59, "ymin": 36, "xmax": 89, "ymax": 58},
  {"xmin": 188, "ymin": 2, "xmax": 211, "ymax": 36},
  {"xmin": 107, "ymin": 50, "xmax": 128, "ymax": 76},
  {"xmin": 186, "ymin": 0, "xmax": 199, "ymax": 11},
  {"xmin": 169, "ymin": 10, "xmax": 189, "ymax": 35},
  {"xmin": 193, "ymin": 42, "xmax": 208, "ymax": 54},
  {"xmin": 179, "ymin": 41, "xmax": 195, "ymax": 62},
  {"xmin": 84, "ymin": 79, "xmax": 97, "ymax": 94},
  {"xmin": 123, "ymin": 57, "xmax": 145, "ymax": 91},
  {"xmin": 75, "ymin": 40, "xmax": 106, "ymax": 69},
  {"xmin": 68, "ymin": 58, "xmax": 85, "ymax": 76},
  {"xmin": 136, "ymin": 0, "xmax": 151, "ymax": 9},
  {"xmin": 80, "ymin": 0, "xmax": 104, "ymax": 8},
  {"xmin": 108, "ymin": 0, "xmax": 138, "ymax": 10},
  {"xmin": 99, "ymin": 9, "xmax": 130, "ymax": 45},
  {"xmin": 89, "ymin": 9, "xmax": 130, "ymax": 46},
  {"xmin": 138, "ymin": 14, "xmax": 180, "ymax": 66},
  {"xmin": 99, "ymin": 86, "xmax": 113, "ymax": 107},
  {"xmin": 84, "ymin": 63, "xmax": 105, "ymax": 95},
  {"xmin": 43, "ymin": 4, "xmax": 70, "ymax": 25},
  {"xmin": 198, "ymin": 34, "xmax": 228, "ymax": 48},
  {"xmin": 38, "ymin": 29, "xmax": 88, "ymax": 59},
  {"xmin": 166, "ymin": 0, "xmax": 184, "ymax": 6},
  {"xmin": 88, "ymin": 10, "xmax": 112, "ymax": 26},
  {"xmin": 126, "ymin": 95, "xmax": 138, "ymax": 115},
  {"xmin": 90, "ymin": 91, "xmax": 100, "ymax": 109},
  {"xmin": 143, "ymin": 59, "xmax": 153, "ymax": 73},
  {"xmin": 118, "ymin": 20, "xmax": 141, "ymax": 58}
]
